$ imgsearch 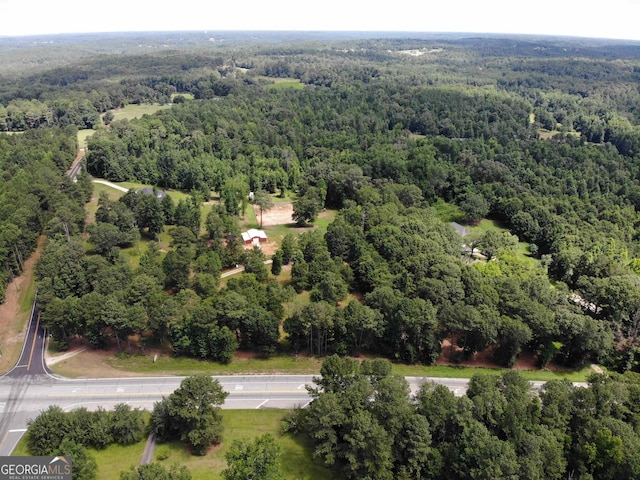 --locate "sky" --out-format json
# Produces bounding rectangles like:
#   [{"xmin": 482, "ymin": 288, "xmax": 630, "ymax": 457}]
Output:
[{"xmin": 2, "ymin": 0, "xmax": 640, "ymax": 41}]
